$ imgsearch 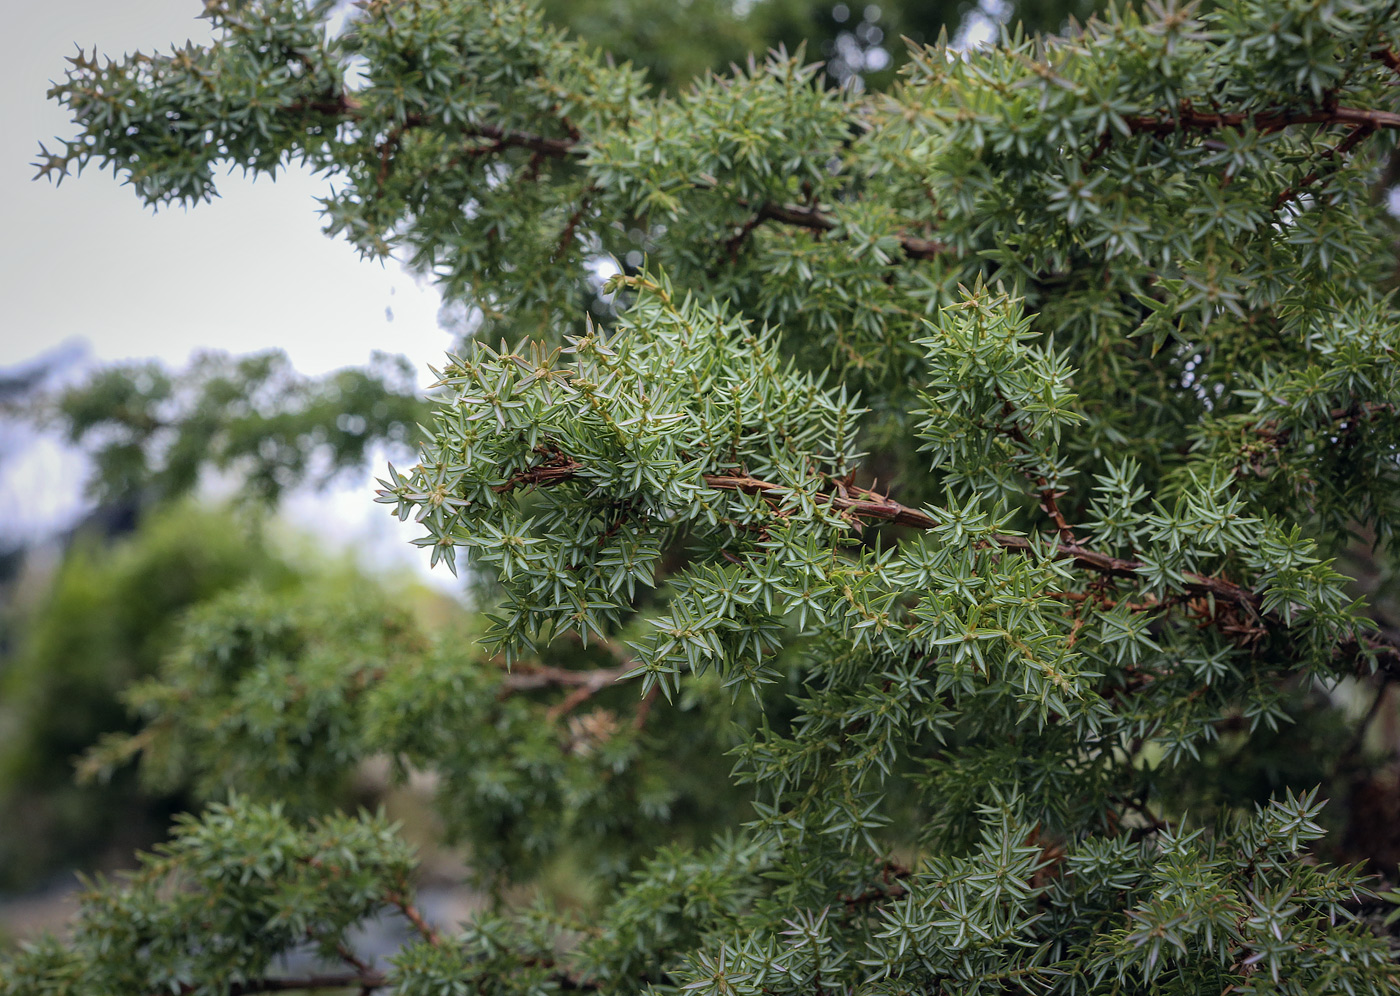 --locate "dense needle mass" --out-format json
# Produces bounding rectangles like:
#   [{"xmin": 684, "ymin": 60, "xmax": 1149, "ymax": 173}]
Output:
[{"xmin": 10, "ymin": 0, "xmax": 1400, "ymax": 992}]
